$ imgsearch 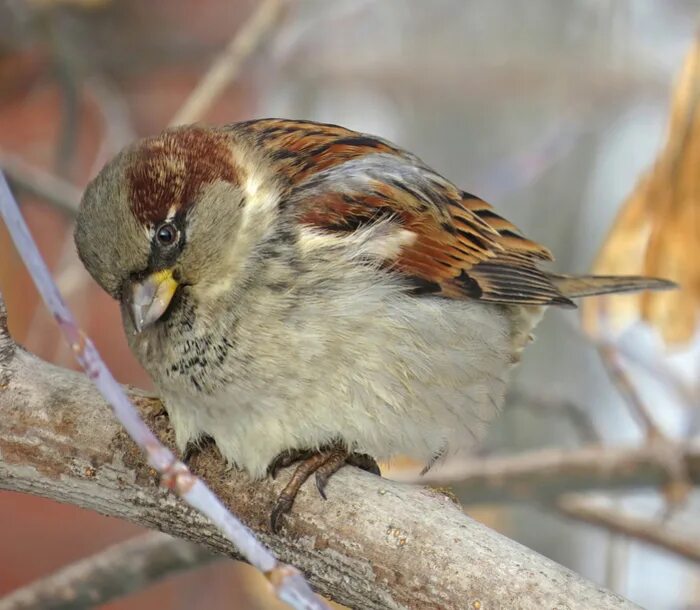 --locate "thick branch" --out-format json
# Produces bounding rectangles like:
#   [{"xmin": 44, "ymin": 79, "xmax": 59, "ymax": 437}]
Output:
[
  {"xmin": 0, "ymin": 327, "xmax": 636, "ymax": 608},
  {"xmin": 0, "ymin": 533, "xmax": 216, "ymax": 610},
  {"xmin": 396, "ymin": 443, "xmax": 700, "ymax": 504},
  {"xmin": 0, "ymin": 174, "xmax": 324, "ymax": 610}
]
